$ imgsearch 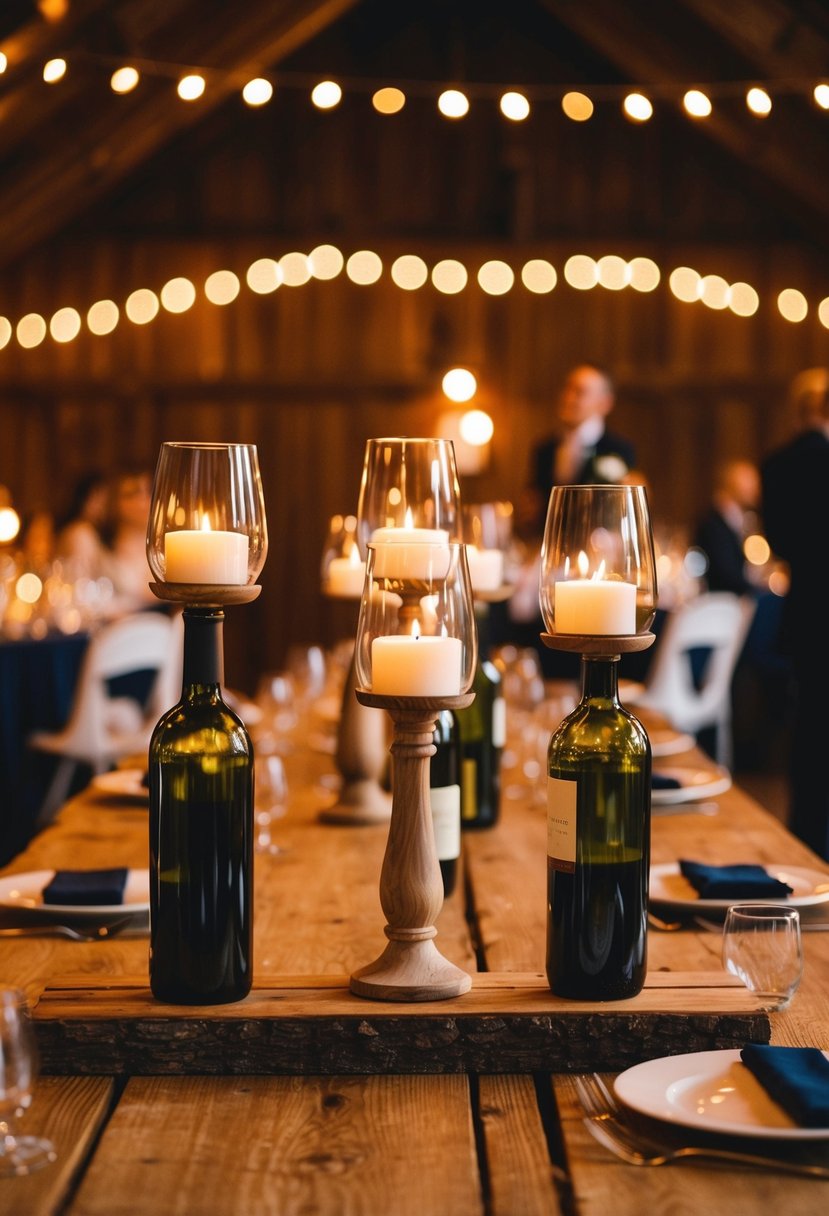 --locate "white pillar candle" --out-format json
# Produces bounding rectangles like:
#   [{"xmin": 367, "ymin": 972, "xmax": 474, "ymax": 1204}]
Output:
[
  {"xmin": 555, "ymin": 578, "xmax": 637, "ymax": 635},
  {"xmin": 326, "ymin": 553, "xmax": 367, "ymax": 598},
  {"xmin": 165, "ymin": 529, "xmax": 249, "ymax": 584},
  {"xmin": 371, "ymin": 634, "xmax": 463, "ymax": 695},
  {"xmin": 465, "ymin": 545, "xmax": 504, "ymax": 592},
  {"xmin": 370, "ymin": 527, "xmax": 450, "ymax": 580}
]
